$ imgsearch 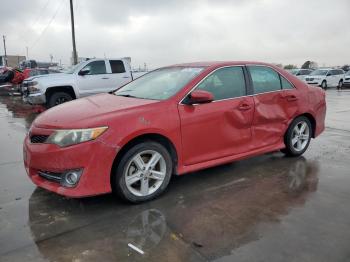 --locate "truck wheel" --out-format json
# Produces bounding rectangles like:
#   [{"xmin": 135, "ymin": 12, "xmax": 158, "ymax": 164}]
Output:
[
  {"xmin": 112, "ymin": 141, "xmax": 173, "ymax": 203},
  {"xmin": 47, "ymin": 92, "xmax": 73, "ymax": 108}
]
